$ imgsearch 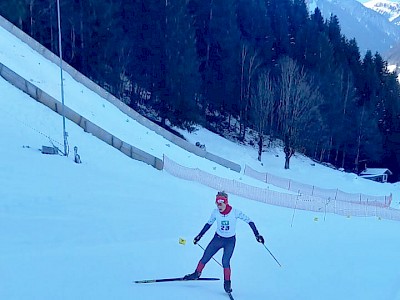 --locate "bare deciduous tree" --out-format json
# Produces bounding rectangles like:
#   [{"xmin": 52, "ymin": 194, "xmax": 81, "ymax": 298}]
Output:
[
  {"xmin": 239, "ymin": 43, "xmax": 262, "ymax": 140},
  {"xmin": 276, "ymin": 56, "xmax": 321, "ymax": 169},
  {"xmin": 253, "ymin": 70, "xmax": 275, "ymax": 136},
  {"xmin": 252, "ymin": 70, "xmax": 275, "ymax": 160}
]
